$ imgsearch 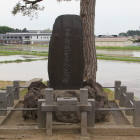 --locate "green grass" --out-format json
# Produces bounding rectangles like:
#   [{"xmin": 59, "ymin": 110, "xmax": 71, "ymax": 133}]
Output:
[
  {"xmin": 20, "ymin": 88, "xmax": 28, "ymax": 96},
  {"xmin": 0, "ymin": 48, "xmax": 48, "ymax": 63},
  {"xmin": 0, "ymin": 58, "xmax": 47, "ymax": 63},
  {"xmin": 97, "ymin": 54, "xmax": 106, "ymax": 56},
  {"xmin": 97, "ymin": 54, "xmax": 140, "ymax": 59},
  {"xmin": 104, "ymin": 88, "xmax": 138, "ymax": 100},
  {"xmin": 96, "ymin": 46, "xmax": 140, "ymax": 50},
  {"xmin": 0, "ymin": 50, "xmax": 48, "ymax": 56},
  {"xmin": 97, "ymin": 56, "xmax": 140, "ymax": 62},
  {"xmin": 43, "ymin": 81, "xmax": 47, "ymax": 86},
  {"xmin": 0, "ymin": 45, "xmax": 49, "ymax": 48},
  {"xmin": 104, "ymin": 88, "xmax": 114, "ymax": 100}
]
